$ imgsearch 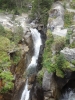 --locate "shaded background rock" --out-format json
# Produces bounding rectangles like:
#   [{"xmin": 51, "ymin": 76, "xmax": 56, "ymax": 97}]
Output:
[{"xmin": 30, "ymin": 83, "xmax": 44, "ymax": 100}]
